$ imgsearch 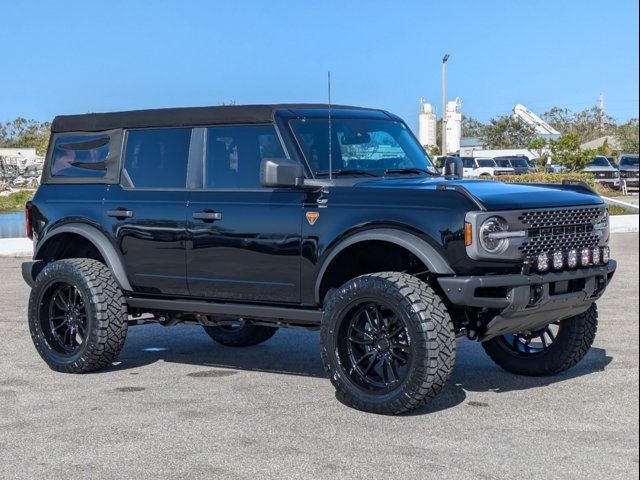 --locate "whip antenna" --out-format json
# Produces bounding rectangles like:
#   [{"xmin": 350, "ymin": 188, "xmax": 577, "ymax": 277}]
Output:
[{"xmin": 328, "ymin": 71, "xmax": 333, "ymax": 181}]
